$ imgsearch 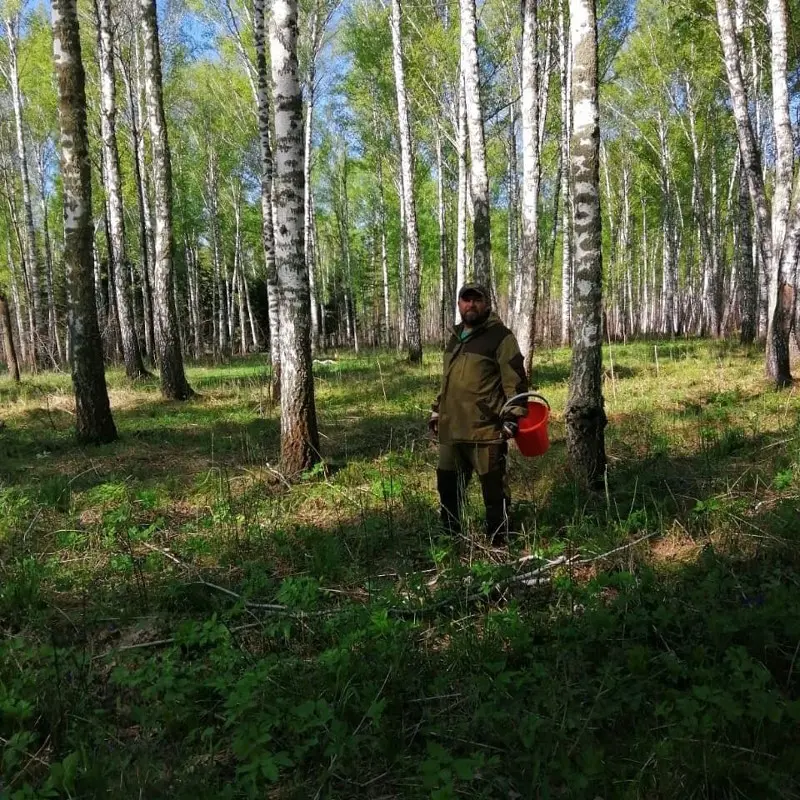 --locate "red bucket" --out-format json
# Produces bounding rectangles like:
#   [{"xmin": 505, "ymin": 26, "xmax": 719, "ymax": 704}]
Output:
[{"xmin": 515, "ymin": 396, "xmax": 550, "ymax": 457}]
